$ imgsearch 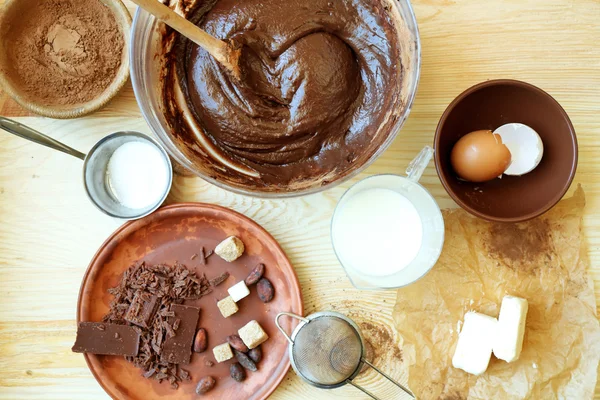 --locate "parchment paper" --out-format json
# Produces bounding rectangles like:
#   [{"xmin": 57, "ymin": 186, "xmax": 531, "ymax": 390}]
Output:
[{"xmin": 393, "ymin": 186, "xmax": 600, "ymax": 399}]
